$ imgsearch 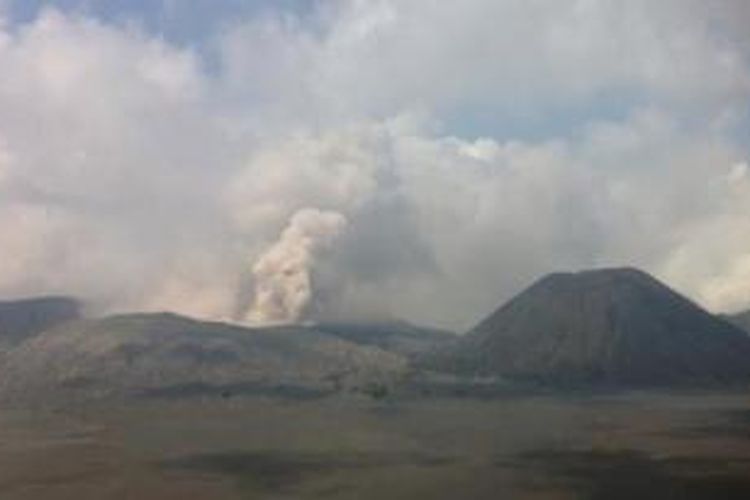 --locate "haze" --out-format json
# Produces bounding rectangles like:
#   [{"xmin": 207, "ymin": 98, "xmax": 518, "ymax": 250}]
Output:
[{"xmin": 0, "ymin": 0, "xmax": 748, "ymax": 330}]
